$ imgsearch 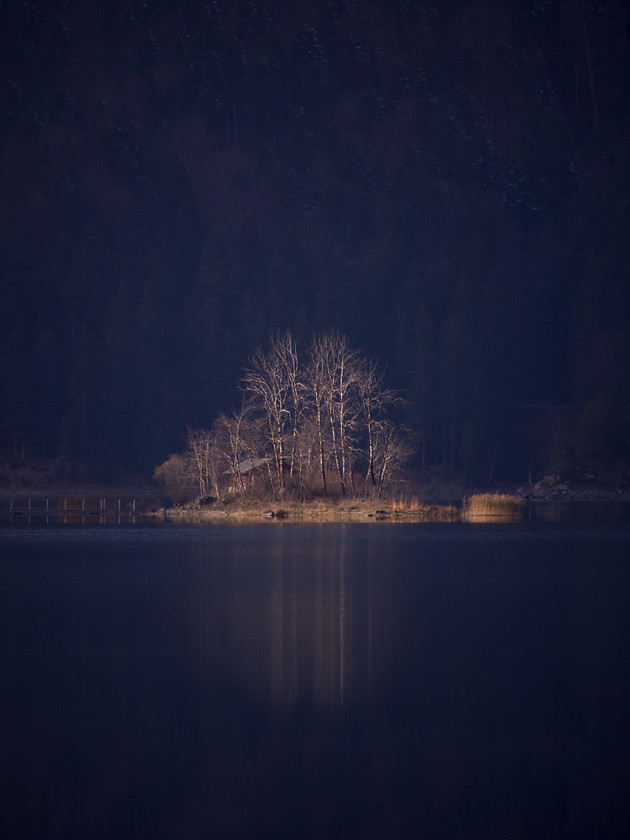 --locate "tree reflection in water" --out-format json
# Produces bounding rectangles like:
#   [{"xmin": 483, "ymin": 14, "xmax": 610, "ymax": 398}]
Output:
[{"xmin": 193, "ymin": 524, "xmax": 393, "ymax": 710}]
